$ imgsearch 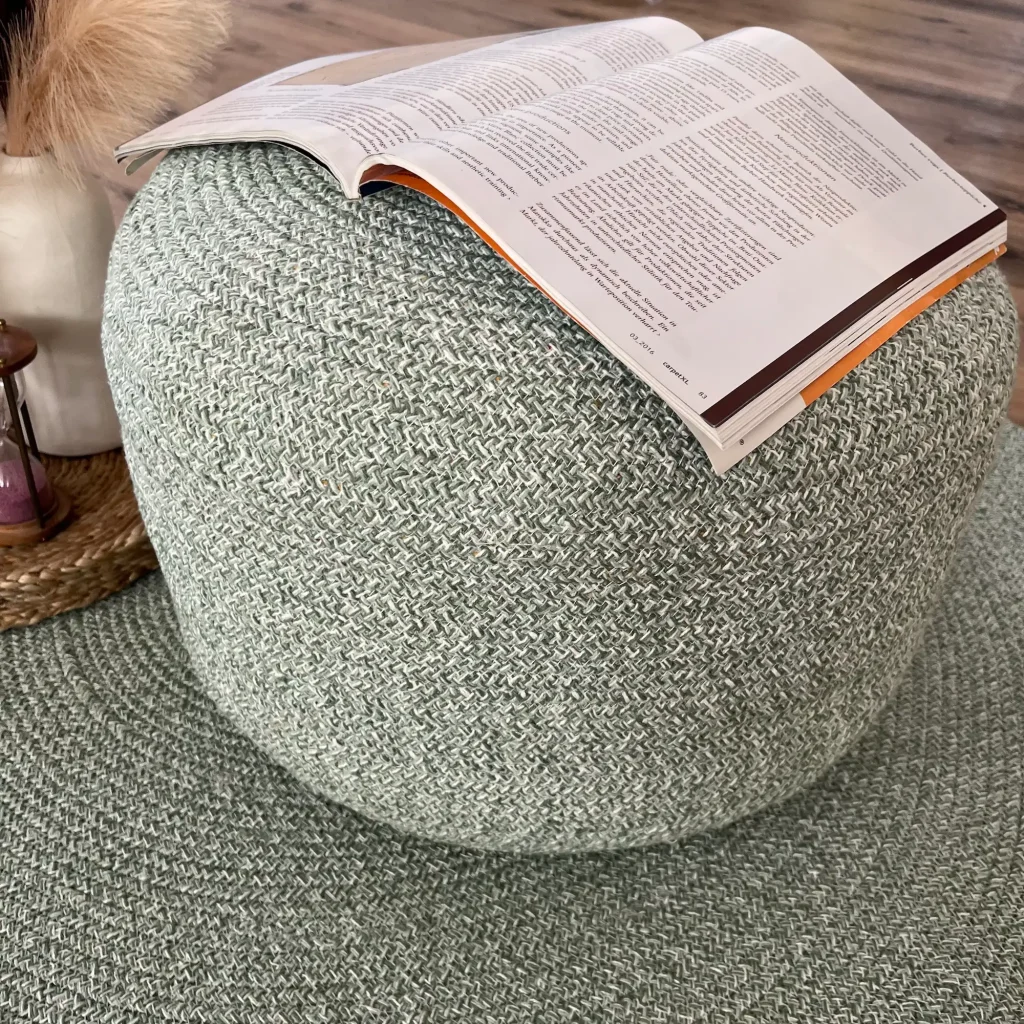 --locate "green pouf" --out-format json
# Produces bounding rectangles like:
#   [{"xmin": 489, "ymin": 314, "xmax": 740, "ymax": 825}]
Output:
[
  {"xmin": 103, "ymin": 143, "xmax": 1017, "ymax": 854},
  {"xmin": 2, "ymin": 430, "xmax": 1023, "ymax": 1021}
]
